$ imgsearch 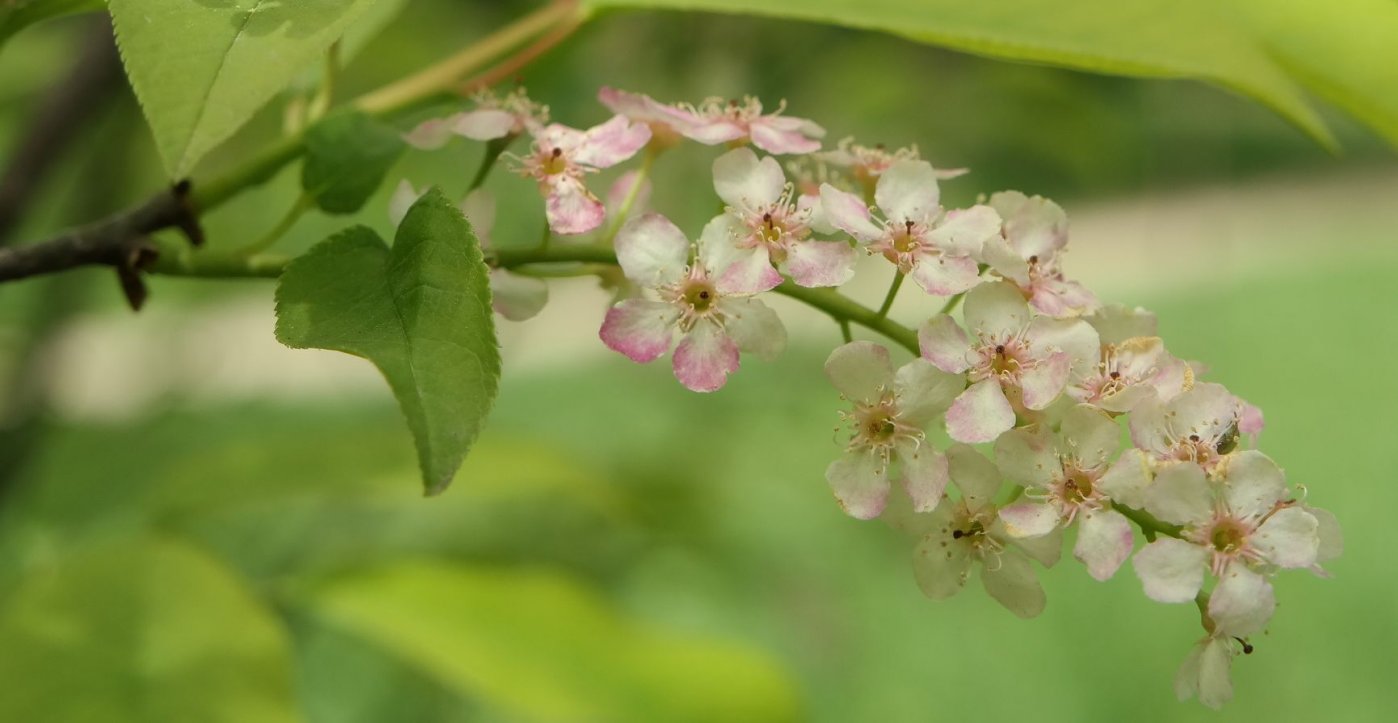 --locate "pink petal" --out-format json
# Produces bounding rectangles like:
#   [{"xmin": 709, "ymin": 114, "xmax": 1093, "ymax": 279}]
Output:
[
  {"xmin": 917, "ymin": 314, "xmax": 972, "ymax": 373},
  {"xmin": 1074, "ymin": 509, "xmax": 1134, "ymax": 581},
  {"xmin": 1132, "ymin": 537, "xmax": 1208, "ymax": 603},
  {"xmin": 680, "ymin": 117, "xmax": 747, "ymax": 145},
  {"xmin": 452, "ymin": 108, "xmax": 516, "ymax": 140},
  {"xmin": 614, "ymin": 213, "xmax": 690, "ymax": 288},
  {"xmin": 1028, "ymin": 317, "xmax": 1100, "ymax": 374},
  {"xmin": 818, "ymin": 183, "xmax": 882, "ymax": 242},
  {"xmin": 999, "ymin": 501, "xmax": 1060, "ymax": 538},
  {"xmin": 1029, "ymin": 277, "xmax": 1098, "ymax": 317},
  {"xmin": 785, "ymin": 239, "xmax": 856, "ymax": 287},
  {"xmin": 544, "ymin": 177, "xmax": 606, "ymax": 235},
  {"xmin": 574, "ymin": 115, "xmax": 651, "ymax": 168},
  {"xmin": 1018, "ymin": 350, "xmax": 1071, "ymax": 410},
  {"xmin": 749, "ymin": 118, "xmax": 822, "ymax": 154},
  {"xmin": 715, "ymin": 244, "xmax": 782, "ymax": 295},
  {"xmin": 874, "ymin": 160, "xmax": 940, "ymax": 223},
  {"xmin": 946, "ymin": 379, "xmax": 1015, "ymax": 444},
  {"xmin": 824, "ymin": 341, "xmax": 894, "ymax": 402},
  {"xmin": 672, "ymin": 321, "xmax": 740, "ymax": 392},
  {"xmin": 599, "ymin": 299, "xmax": 678, "ymax": 362},
  {"xmin": 907, "ymin": 253, "xmax": 981, "ymax": 295},
  {"xmin": 898, "ymin": 441, "xmax": 949, "ymax": 513},
  {"xmin": 825, "ymin": 449, "xmax": 890, "ymax": 520},
  {"xmin": 713, "ymin": 147, "xmax": 785, "ymax": 210}
]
